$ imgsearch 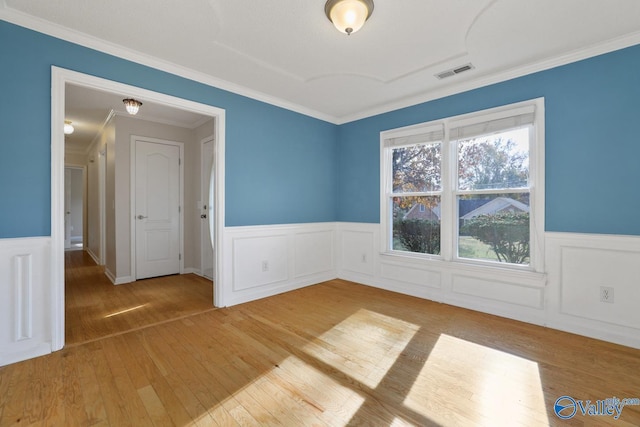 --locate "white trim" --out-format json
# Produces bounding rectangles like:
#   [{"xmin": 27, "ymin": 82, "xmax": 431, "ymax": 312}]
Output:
[
  {"xmin": 50, "ymin": 71, "xmax": 65, "ymax": 351},
  {"xmin": 98, "ymin": 148, "xmax": 107, "ymax": 265},
  {"xmin": 3, "ymin": 6, "xmax": 640, "ymax": 125},
  {"xmin": 51, "ymin": 66, "xmax": 227, "ymax": 352},
  {"xmin": 104, "ymin": 268, "xmax": 134, "ymax": 286},
  {"xmin": 338, "ymin": 31, "xmax": 640, "ymax": 124},
  {"xmin": 0, "ymin": 8, "xmax": 335, "ymax": 123},
  {"xmin": 200, "ymin": 135, "xmax": 215, "ymax": 281},
  {"xmin": 380, "ymin": 98, "xmax": 545, "ymax": 272},
  {"xmin": 130, "ymin": 136, "xmax": 185, "ymax": 280},
  {"xmin": 86, "ymin": 247, "xmax": 100, "ymax": 266}
]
